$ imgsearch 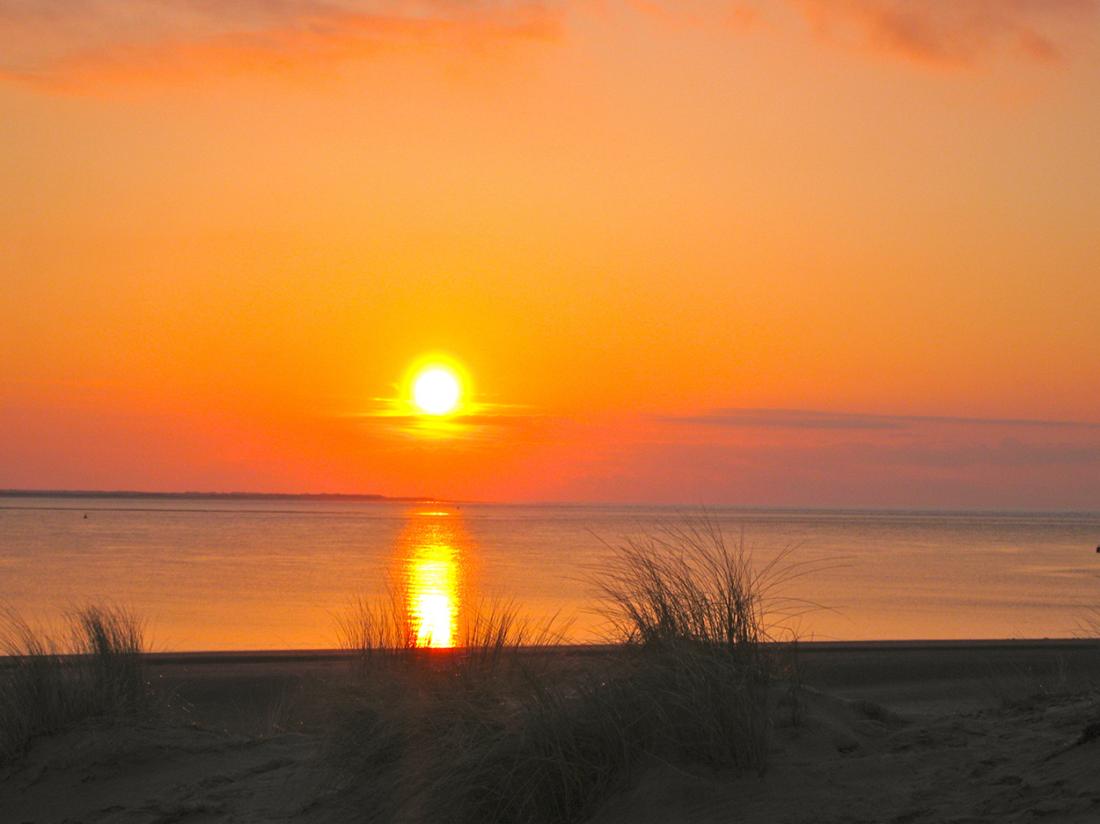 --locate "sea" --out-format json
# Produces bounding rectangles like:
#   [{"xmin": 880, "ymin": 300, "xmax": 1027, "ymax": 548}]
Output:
[{"xmin": 2, "ymin": 495, "xmax": 1099, "ymax": 651}]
